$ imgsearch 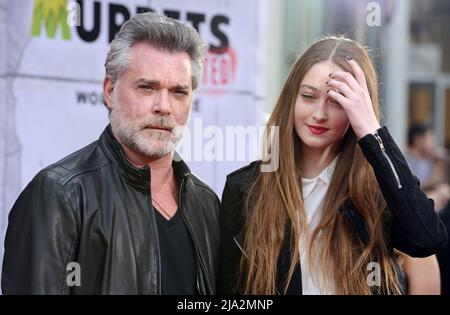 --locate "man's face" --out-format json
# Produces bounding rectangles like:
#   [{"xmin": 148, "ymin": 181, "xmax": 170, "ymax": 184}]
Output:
[{"xmin": 105, "ymin": 42, "xmax": 193, "ymax": 158}]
